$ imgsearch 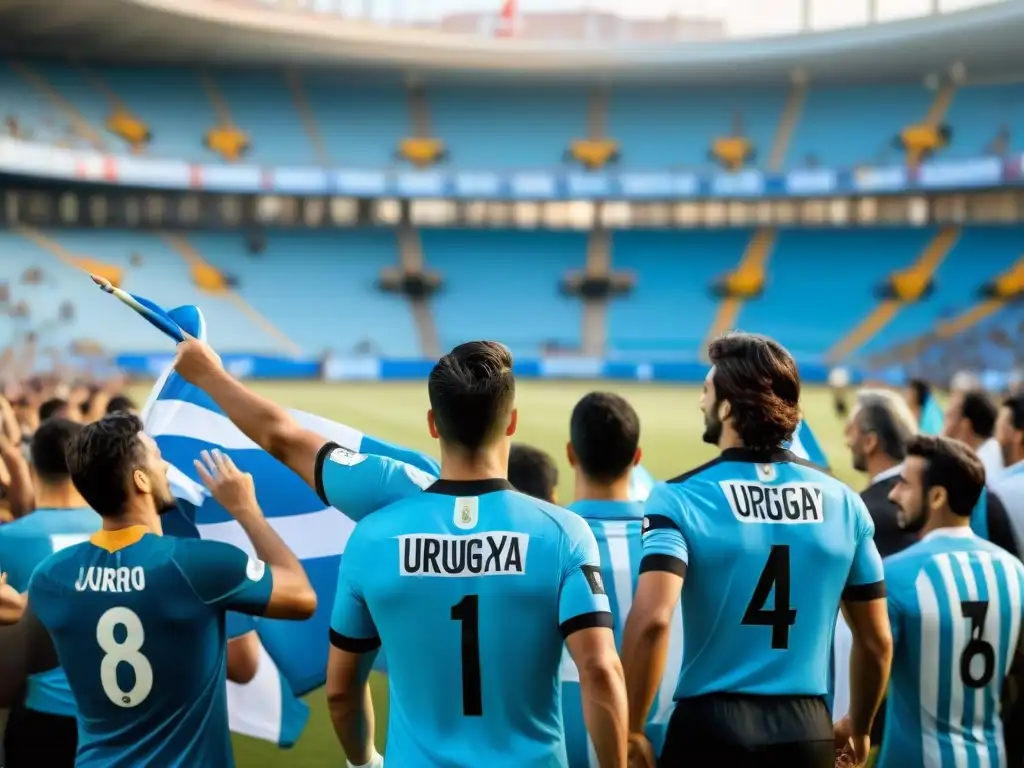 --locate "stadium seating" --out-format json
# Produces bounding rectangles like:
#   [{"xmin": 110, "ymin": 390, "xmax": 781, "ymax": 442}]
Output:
[
  {"xmin": 787, "ymin": 85, "xmax": 932, "ymax": 168},
  {"xmin": 607, "ymin": 88, "xmax": 784, "ymax": 169},
  {"xmin": 736, "ymin": 228, "xmax": 937, "ymax": 360},
  {"xmin": 304, "ymin": 78, "xmax": 408, "ymax": 168},
  {"xmin": 943, "ymin": 83, "xmax": 1024, "ymax": 158},
  {"xmin": 607, "ymin": 229, "xmax": 748, "ymax": 356},
  {"xmin": 191, "ymin": 230, "xmax": 420, "ymax": 356},
  {"xmin": 421, "ymin": 228, "xmax": 585, "ymax": 353}
]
